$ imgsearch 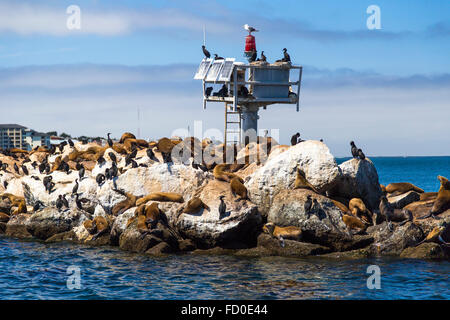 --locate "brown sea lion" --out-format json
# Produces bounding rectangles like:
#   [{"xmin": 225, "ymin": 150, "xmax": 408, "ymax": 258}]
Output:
[
  {"xmin": 213, "ymin": 164, "xmax": 241, "ymax": 183},
  {"xmin": 263, "ymin": 222, "xmax": 302, "ymax": 241},
  {"xmin": 0, "ymin": 212, "xmax": 10, "ymax": 222},
  {"xmin": 136, "ymin": 192, "xmax": 184, "ymax": 206},
  {"xmin": 230, "ymin": 176, "xmax": 248, "ymax": 201},
  {"xmin": 342, "ymin": 214, "xmax": 368, "ymax": 234},
  {"xmin": 430, "ymin": 176, "xmax": 450, "ymax": 216},
  {"xmin": 385, "ymin": 182, "xmax": 424, "ymax": 196},
  {"xmin": 380, "ymin": 184, "xmax": 386, "ymax": 193},
  {"xmin": 144, "ymin": 202, "xmax": 160, "ymax": 228},
  {"xmin": 349, "ymin": 198, "xmax": 373, "ymax": 225},
  {"xmin": 293, "ymin": 168, "xmax": 318, "ymax": 193},
  {"xmin": 419, "ymin": 192, "xmax": 438, "ymax": 201},
  {"xmin": 119, "ymin": 132, "xmax": 136, "ymax": 144},
  {"xmin": 112, "ymin": 190, "xmax": 138, "ymax": 216},
  {"xmin": 331, "ymin": 199, "xmax": 351, "ymax": 215},
  {"xmin": 182, "ymin": 197, "xmax": 209, "ymax": 214}
]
